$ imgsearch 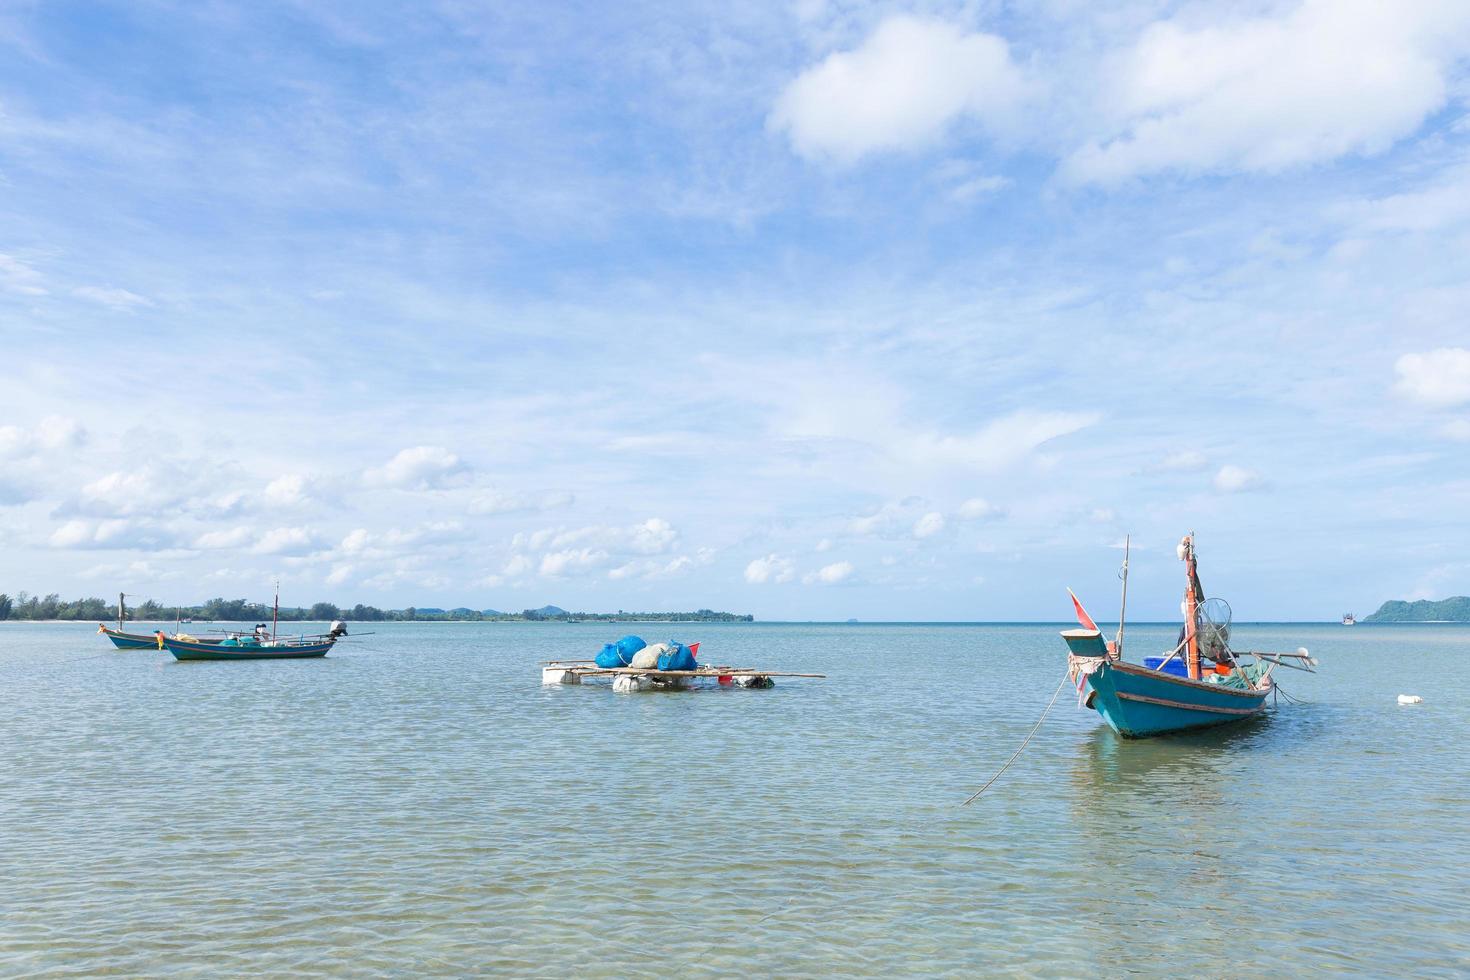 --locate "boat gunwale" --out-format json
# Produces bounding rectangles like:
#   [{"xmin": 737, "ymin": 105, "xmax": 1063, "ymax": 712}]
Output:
[{"xmin": 1107, "ymin": 658, "xmax": 1266, "ymax": 698}]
